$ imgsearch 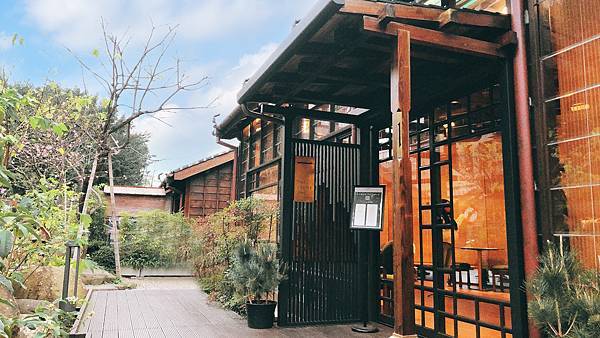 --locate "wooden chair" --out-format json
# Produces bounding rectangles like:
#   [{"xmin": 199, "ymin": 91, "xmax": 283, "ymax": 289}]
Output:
[
  {"xmin": 442, "ymin": 242, "xmax": 473, "ymax": 289},
  {"xmin": 414, "ymin": 243, "xmax": 472, "ymax": 289},
  {"xmin": 490, "ymin": 264, "xmax": 509, "ymax": 292}
]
